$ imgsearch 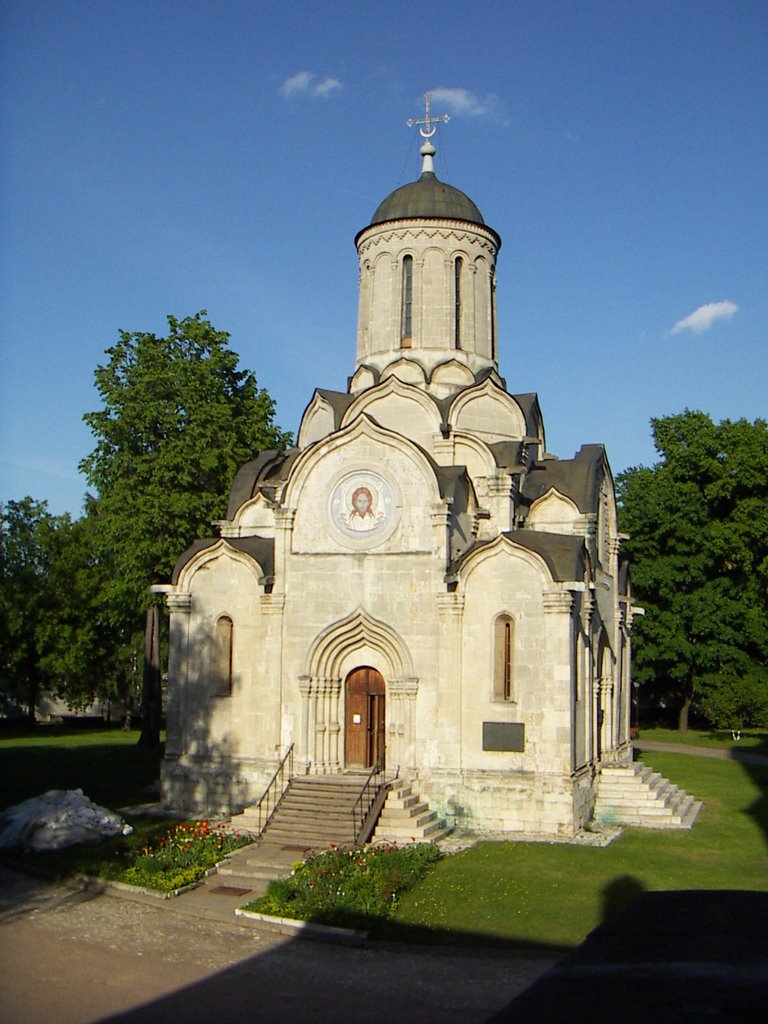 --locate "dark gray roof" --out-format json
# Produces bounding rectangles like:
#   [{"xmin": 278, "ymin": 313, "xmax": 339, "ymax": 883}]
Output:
[
  {"xmin": 226, "ymin": 449, "xmax": 301, "ymax": 519},
  {"xmin": 503, "ymin": 531, "xmax": 587, "ymax": 582},
  {"xmin": 521, "ymin": 445, "xmax": 607, "ymax": 515},
  {"xmin": 434, "ymin": 464, "xmax": 472, "ymax": 503},
  {"xmin": 448, "ymin": 530, "xmax": 587, "ymax": 583},
  {"xmin": 314, "ymin": 389, "xmax": 356, "ymax": 420},
  {"xmin": 171, "ymin": 536, "xmax": 275, "ymax": 584},
  {"xmin": 489, "ymin": 441, "xmax": 527, "ymax": 471},
  {"xmin": 365, "ymin": 171, "xmax": 492, "ymax": 234},
  {"xmin": 509, "ymin": 393, "xmax": 544, "ymax": 441}
]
